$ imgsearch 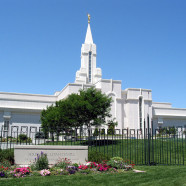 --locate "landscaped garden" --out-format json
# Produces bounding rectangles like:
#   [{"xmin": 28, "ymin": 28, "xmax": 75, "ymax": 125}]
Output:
[
  {"xmin": 1, "ymin": 88, "xmax": 186, "ymax": 185},
  {"xmin": 1, "ymin": 148, "xmax": 186, "ymax": 186},
  {"xmin": 0, "ymin": 149, "xmax": 134, "ymax": 178},
  {"xmin": 0, "ymin": 165, "xmax": 186, "ymax": 186}
]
